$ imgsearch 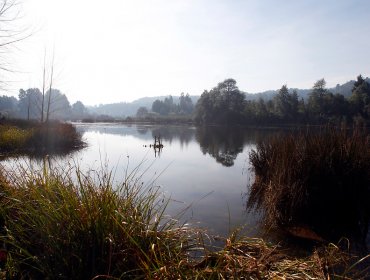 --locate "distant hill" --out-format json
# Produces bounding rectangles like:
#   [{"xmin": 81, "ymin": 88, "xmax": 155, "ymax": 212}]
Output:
[
  {"xmin": 87, "ymin": 78, "xmax": 369, "ymax": 117},
  {"xmin": 244, "ymin": 77, "xmax": 370, "ymax": 101},
  {"xmin": 244, "ymin": 88, "xmax": 311, "ymax": 101}
]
